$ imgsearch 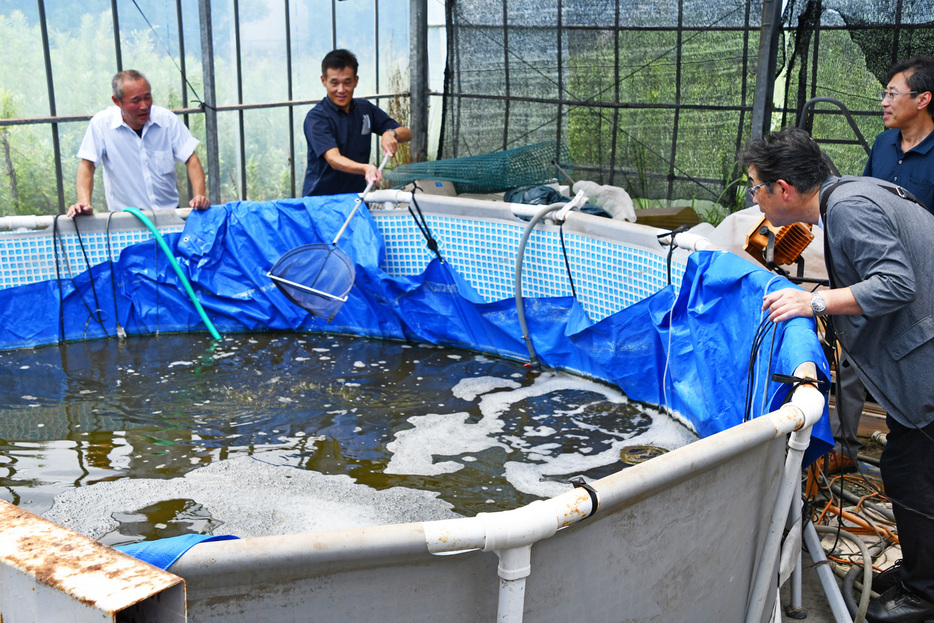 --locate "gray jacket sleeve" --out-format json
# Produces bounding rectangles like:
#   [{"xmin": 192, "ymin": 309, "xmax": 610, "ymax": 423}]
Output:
[{"xmin": 828, "ymin": 195, "xmax": 917, "ymax": 317}]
